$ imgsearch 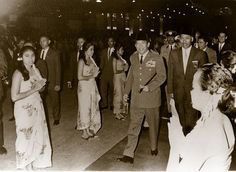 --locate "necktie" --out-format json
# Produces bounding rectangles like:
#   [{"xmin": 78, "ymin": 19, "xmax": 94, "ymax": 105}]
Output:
[
  {"xmin": 140, "ymin": 55, "xmax": 143, "ymax": 64},
  {"xmin": 219, "ymin": 44, "xmax": 223, "ymax": 52},
  {"xmin": 41, "ymin": 50, "xmax": 45, "ymax": 60}
]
